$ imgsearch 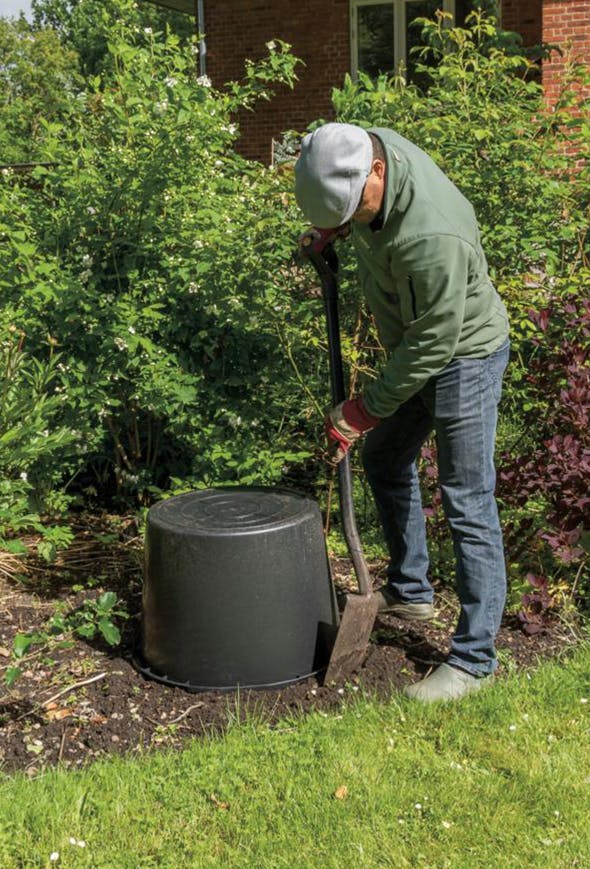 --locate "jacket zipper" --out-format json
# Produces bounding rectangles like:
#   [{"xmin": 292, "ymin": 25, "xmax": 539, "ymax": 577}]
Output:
[{"xmin": 408, "ymin": 276, "xmax": 418, "ymax": 320}]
